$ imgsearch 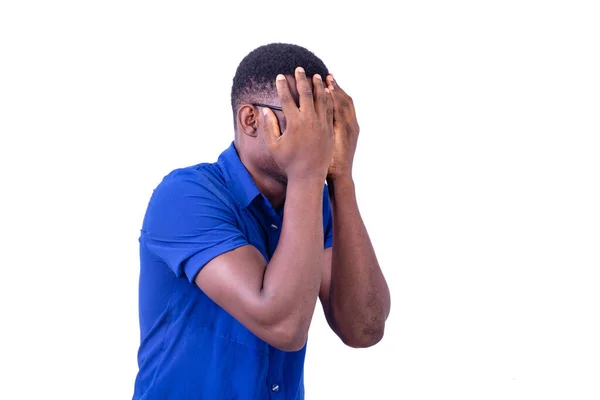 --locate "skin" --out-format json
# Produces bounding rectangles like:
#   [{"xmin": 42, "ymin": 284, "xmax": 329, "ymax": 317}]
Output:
[
  {"xmin": 195, "ymin": 67, "xmax": 391, "ymax": 351},
  {"xmin": 320, "ymin": 75, "xmax": 391, "ymax": 347}
]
